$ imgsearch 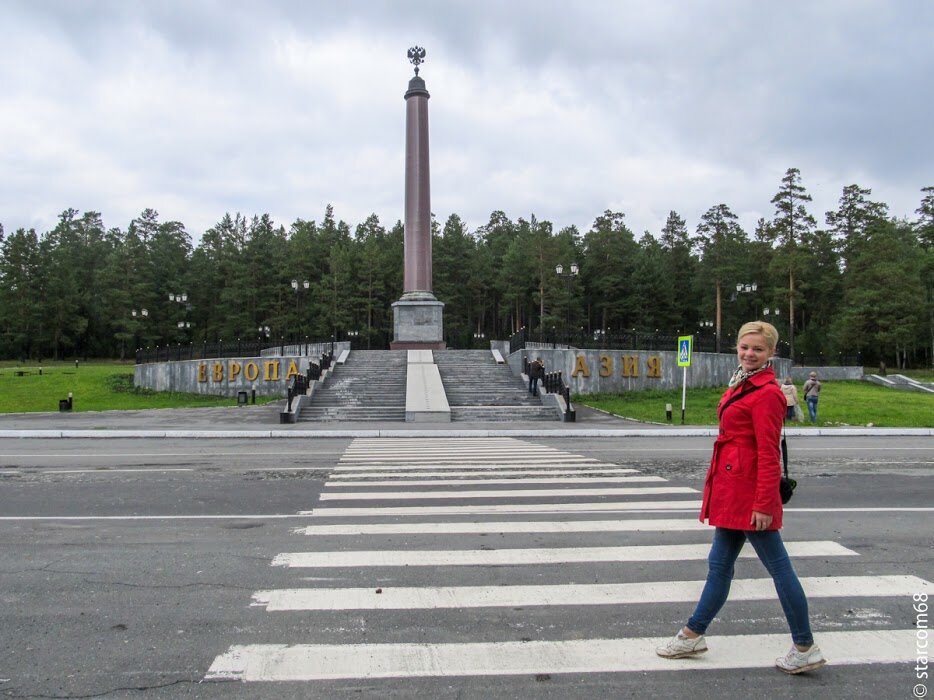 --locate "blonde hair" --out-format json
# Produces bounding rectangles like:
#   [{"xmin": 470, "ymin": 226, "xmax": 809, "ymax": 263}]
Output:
[{"xmin": 736, "ymin": 321, "xmax": 779, "ymax": 353}]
